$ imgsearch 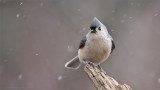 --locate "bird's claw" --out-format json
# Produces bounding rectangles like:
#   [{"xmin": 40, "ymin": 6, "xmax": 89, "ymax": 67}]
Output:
[{"xmin": 97, "ymin": 65, "xmax": 107, "ymax": 74}]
